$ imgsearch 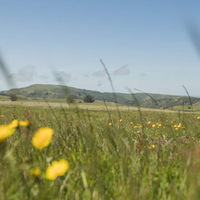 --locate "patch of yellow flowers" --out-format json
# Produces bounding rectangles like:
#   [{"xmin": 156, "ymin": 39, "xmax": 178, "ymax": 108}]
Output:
[
  {"xmin": 30, "ymin": 126, "xmax": 69, "ymax": 180},
  {"xmin": 29, "ymin": 159, "xmax": 69, "ymax": 180},
  {"xmin": 0, "ymin": 119, "xmax": 20, "ymax": 142},
  {"xmin": 152, "ymin": 123, "xmax": 162, "ymax": 128},
  {"xmin": 173, "ymin": 123, "xmax": 185, "ymax": 130},
  {"xmin": 1, "ymin": 119, "xmax": 70, "ymax": 181},
  {"xmin": 0, "ymin": 119, "xmax": 31, "ymax": 142}
]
